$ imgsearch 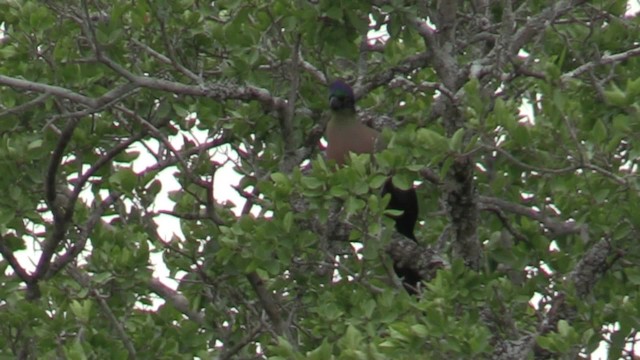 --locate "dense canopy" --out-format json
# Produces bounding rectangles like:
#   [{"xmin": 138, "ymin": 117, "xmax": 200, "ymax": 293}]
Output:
[{"xmin": 1, "ymin": 1, "xmax": 640, "ymax": 359}]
